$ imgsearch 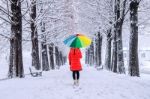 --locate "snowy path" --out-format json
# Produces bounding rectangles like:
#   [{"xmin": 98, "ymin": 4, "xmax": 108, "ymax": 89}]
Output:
[{"xmin": 0, "ymin": 66, "xmax": 150, "ymax": 99}]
